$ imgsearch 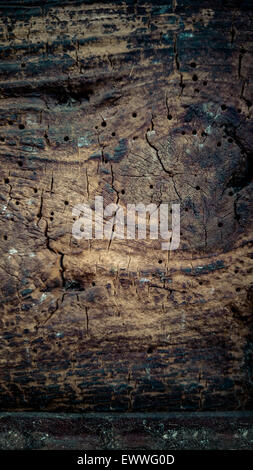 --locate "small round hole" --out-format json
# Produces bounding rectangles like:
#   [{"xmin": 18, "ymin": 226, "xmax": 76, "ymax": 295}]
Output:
[
  {"xmin": 101, "ymin": 121, "xmax": 107, "ymax": 127},
  {"xmin": 228, "ymin": 138, "xmax": 233, "ymax": 143},
  {"xmin": 92, "ymin": 281, "xmax": 96, "ymax": 286},
  {"xmin": 221, "ymin": 104, "xmax": 226, "ymax": 110},
  {"xmin": 218, "ymin": 222, "xmax": 223, "ymax": 227},
  {"xmin": 195, "ymin": 185, "xmax": 200, "ymax": 190},
  {"xmin": 185, "ymin": 207, "xmax": 188, "ymax": 212},
  {"xmin": 33, "ymin": 188, "xmax": 38, "ymax": 193},
  {"xmin": 64, "ymin": 136, "xmax": 69, "ymax": 141},
  {"xmin": 21, "ymin": 63, "xmax": 26, "ymax": 68},
  {"xmin": 150, "ymin": 184, "xmax": 153, "ymax": 189},
  {"xmin": 203, "ymin": 81, "xmax": 207, "ymax": 86},
  {"xmin": 192, "ymin": 74, "xmax": 198, "ymax": 81},
  {"xmin": 132, "ymin": 112, "xmax": 137, "ymax": 118},
  {"xmin": 147, "ymin": 346, "xmax": 154, "ymax": 354},
  {"xmin": 181, "ymin": 130, "xmax": 186, "ymax": 135},
  {"xmin": 228, "ymin": 191, "xmax": 233, "ymax": 196},
  {"xmin": 158, "ymin": 259, "xmax": 163, "ymax": 264},
  {"xmin": 8, "ymin": 120, "xmax": 13, "ymax": 126},
  {"xmin": 0, "ymin": 136, "xmax": 5, "ymax": 142},
  {"xmin": 19, "ymin": 124, "xmax": 25, "ymax": 130},
  {"xmin": 111, "ymin": 132, "xmax": 116, "ymax": 136},
  {"xmin": 167, "ymin": 114, "xmax": 172, "ymax": 120},
  {"xmin": 217, "ymin": 142, "xmax": 221, "ymax": 147},
  {"xmin": 121, "ymin": 189, "xmax": 125, "ymax": 195},
  {"xmin": 50, "ymin": 217, "xmax": 53, "ymax": 221},
  {"xmin": 64, "ymin": 200, "xmax": 69, "ymax": 205},
  {"xmin": 3, "ymin": 235, "xmax": 7, "ymax": 240},
  {"xmin": 194, "ymin": 89, "xmax": 199, "ymax": 93},
  {"xmin": 192, "ymin": 130, "xmax": 197, "ymax": 135},
  {"xmin": 190, "ymin": 62, "xmax": 196, "ymax": 68},
  {"xmin": 16, "ymin": 201, "xmax": 19, "ymax": 205},
  {"xmin": 236, "ymin": 287, "xmax": 241, "ymax": 292},
  {"xmin": 51, "ymin": 211, "xmax": 54, "ymax": 216},
  {"xmin": 4, "ymin": 178, "xmax": 9, "ymax": 184},
  {"xmin": 18, "ymin": 161, "xmax": 23, "ymax": 167}
]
